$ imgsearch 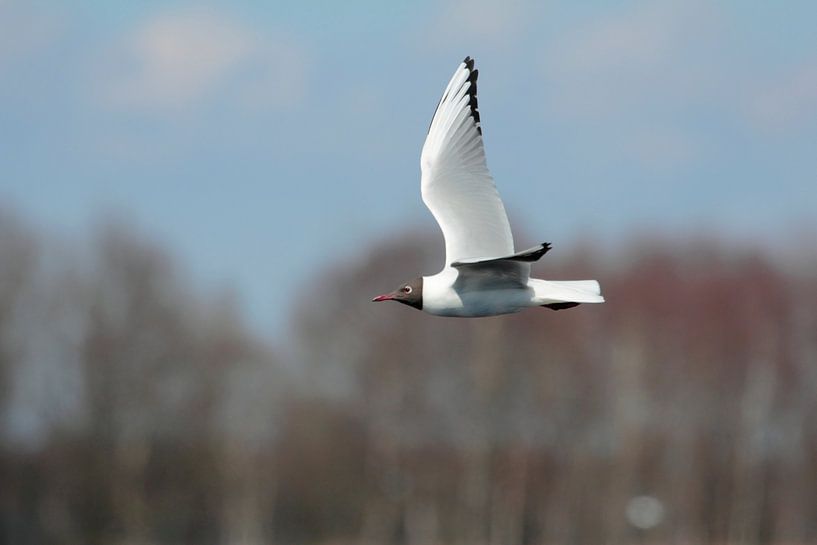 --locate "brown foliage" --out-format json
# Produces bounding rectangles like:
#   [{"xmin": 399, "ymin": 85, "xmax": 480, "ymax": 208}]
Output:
[{"xmin": 1, "ymin": 212, "xmax": 816, "ymax": 544}]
